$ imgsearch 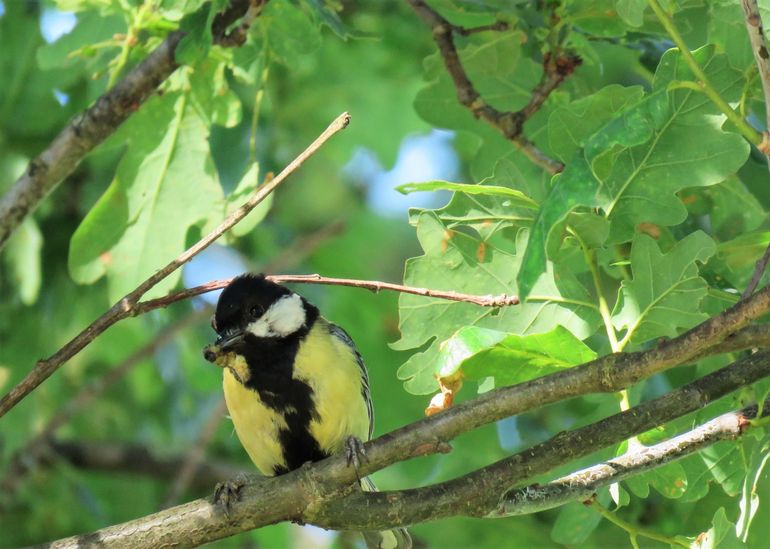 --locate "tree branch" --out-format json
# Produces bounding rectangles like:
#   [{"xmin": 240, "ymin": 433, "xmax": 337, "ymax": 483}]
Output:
[
  {"xmin": 0, "ymin": 111, "xmax": 350, "ymax": 419},
  {"xmin": 0, "ymin": 0, "xmax": 269, "ymax": 251},
  {"xmin": 49, "ymin": 439, "xmax": 245, "ymax": 493},
  {"xmin": 41, "ymin": 349, "xmax": 770, "ymax": 547},
  {"xmin": 0, "ymin": 310, "xmax": 208, "ymax": 495},
  {"xmin": 405, "ymin": 0, "xmax": 572, "ymax": 175},
  {"xmin": 500, "ymin": 398, "xmax": 766, "ymax": 515}
]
